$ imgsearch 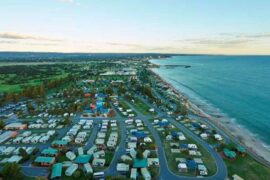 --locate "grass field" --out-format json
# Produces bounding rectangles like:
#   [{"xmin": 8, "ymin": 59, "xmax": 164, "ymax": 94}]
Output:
[
  {"xmin": 224, "ymin": 154, "xmax": 270, "ymax": 180},
  {"xmin": 0, "ymin": 72, "xmax": 69, "ymax": 93},
  {"xmin": 149, "ymin": 119, "xmax": 216, "ymax": 177},
  {"xmin": 130, "ymin": 97, "xmax": 156, "ymax": 115}
]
